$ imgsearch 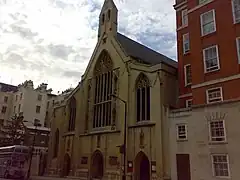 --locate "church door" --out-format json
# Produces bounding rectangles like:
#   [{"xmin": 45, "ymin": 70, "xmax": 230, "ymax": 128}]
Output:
[
  {"xmin": 134, "ymin": 151, "xmax": 150, "ymax": 180},
  {"xmin": 63, "ymin": 153, "xmax": 71, "ymax": 177},
  {"xmin": 91, "ymin": 150, "xmax": 104, "ymax": 179}
]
